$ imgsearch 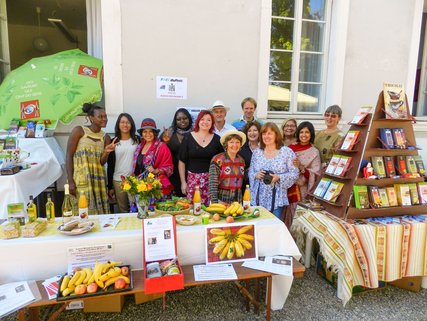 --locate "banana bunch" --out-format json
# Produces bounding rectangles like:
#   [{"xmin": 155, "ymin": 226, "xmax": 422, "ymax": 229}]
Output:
[
  {"xmin": 205, "ymin": 203, "xmax": 226, "ymax": 213},
  {"xmin": 209, "ymin": 225, "xmax": 254, "ymax": 260},
  {"xmin": 223, "ymin": 202, "xmax": 244, "ymax": 217},
  {"xmin": 60, "ymin": 261, "xmax": 130, "ymax": 297}
]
